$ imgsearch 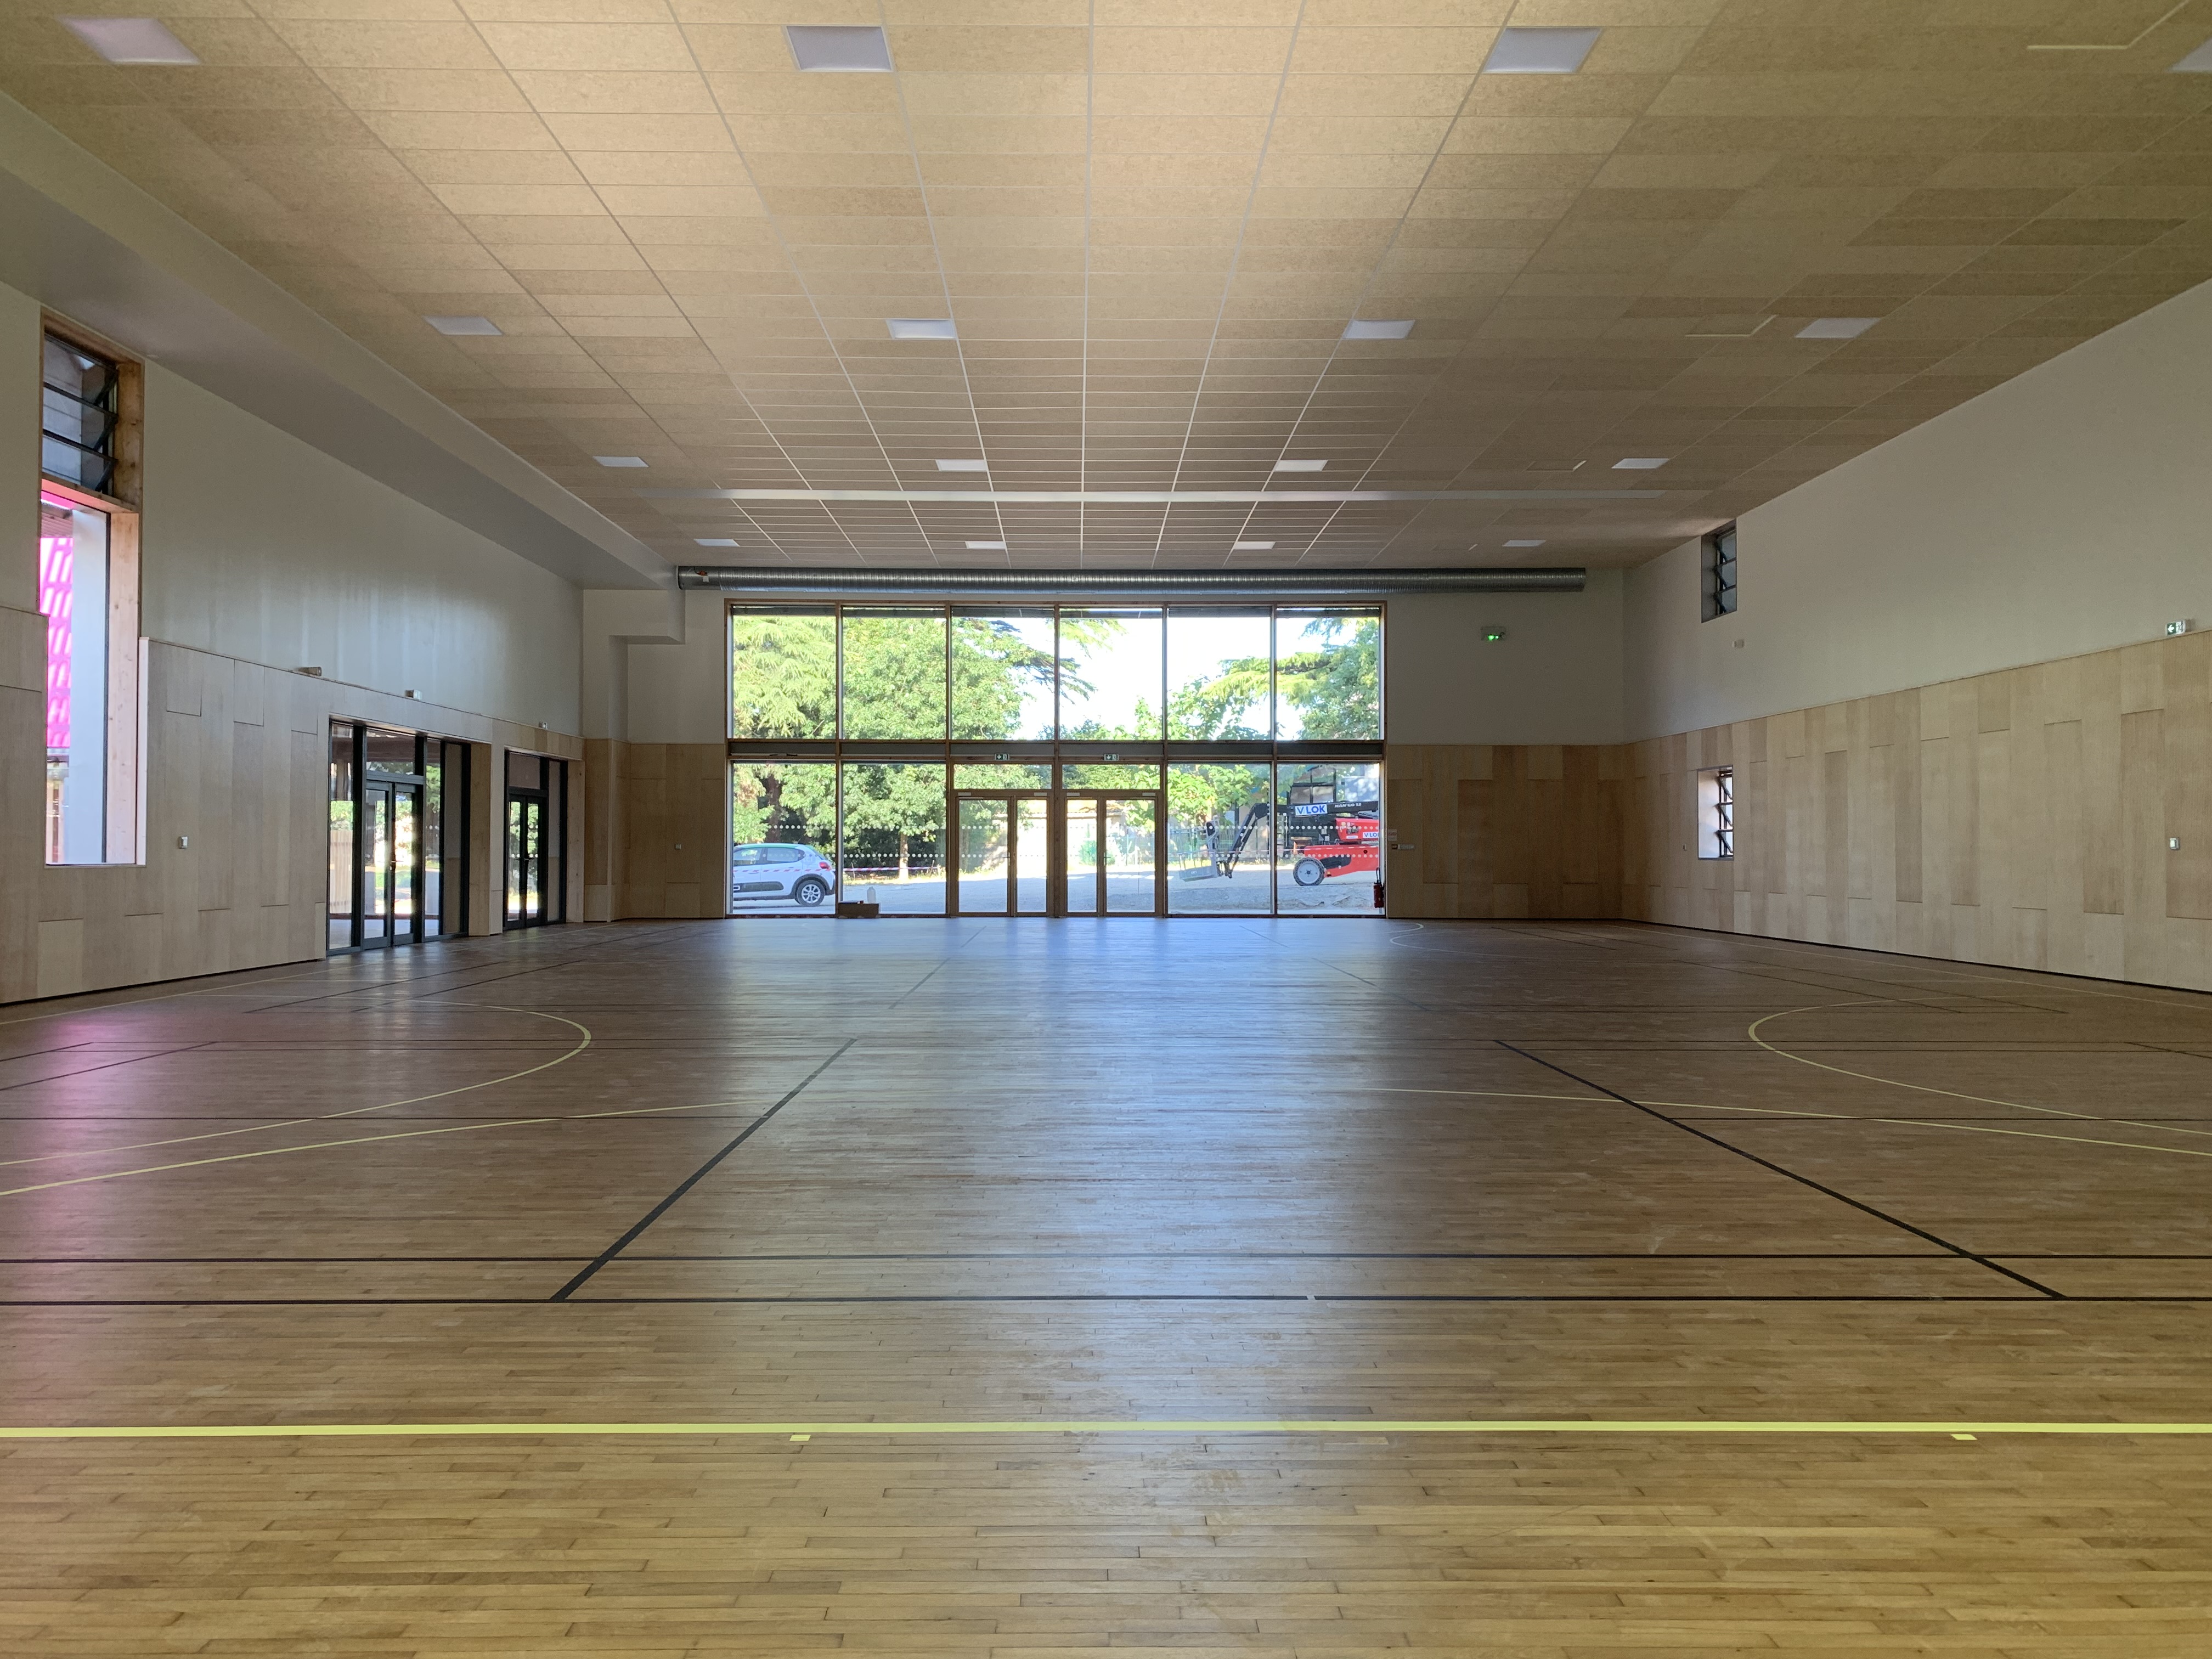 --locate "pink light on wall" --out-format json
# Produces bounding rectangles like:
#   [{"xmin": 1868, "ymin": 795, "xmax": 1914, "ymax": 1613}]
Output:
[{"xmin": 40, "ymin": 495, "xmax": 75, "ymax": 754}]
